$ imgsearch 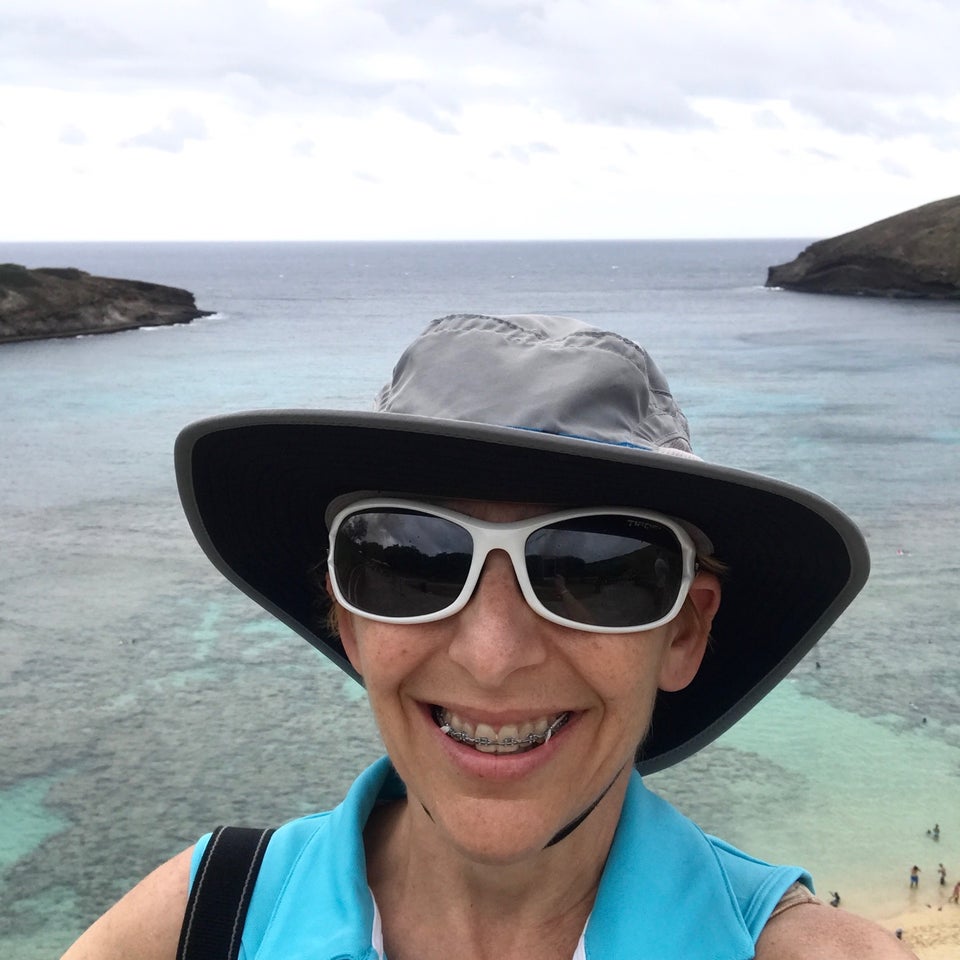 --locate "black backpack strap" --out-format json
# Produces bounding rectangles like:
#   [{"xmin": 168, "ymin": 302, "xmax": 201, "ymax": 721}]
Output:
[{"xmin": 177, "ymin": 825, "xmax": 275, "ymax": 960}]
